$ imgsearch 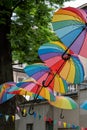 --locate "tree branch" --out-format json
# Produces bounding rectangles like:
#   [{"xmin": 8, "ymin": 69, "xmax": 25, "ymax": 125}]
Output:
[{"xmin": 12, "ymin": 0, "xmax": 24, "ymax": 12}]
